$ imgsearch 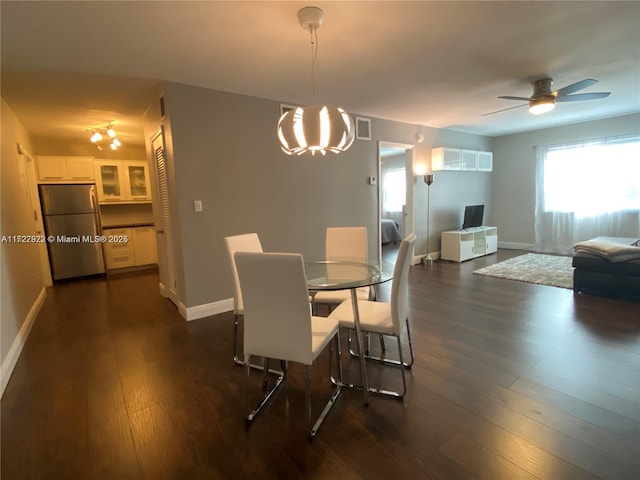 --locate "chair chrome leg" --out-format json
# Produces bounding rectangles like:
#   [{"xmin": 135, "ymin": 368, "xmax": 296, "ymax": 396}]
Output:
[
  {"xmin": 346, "ymin": 320, "xmax": 414, "ymax": 369},
  {"xmin": 404, "ymin": 318, "xmax": 415, "ymax": 366},
  {"xmin": 233, "ymin": 314, "xmax": 243, "ymax": 366},
  {"xmin": 347, "ymin": 330, "xmax": 386, "ymax": 358},
  {"xmin": 305, "ymin": 365, "xmax": 312, "ymax": 434},
  {"xmin": 245, "ymin": 356, "xmax": 285, "ymax": 425},
  {"xmin": 333, "ymin": 327, "xmax": 410, "ymax": 400},
  {"xmin": 245, "ymin": 359, "xmax": 250, "ymax": 419},
  {"xmin": 396, "ymin": 335, "xmax": 407, "ymax": 397},
  {"xmin": 309, "ymin": 335, "xmax": 342, "ymax": 439}
]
